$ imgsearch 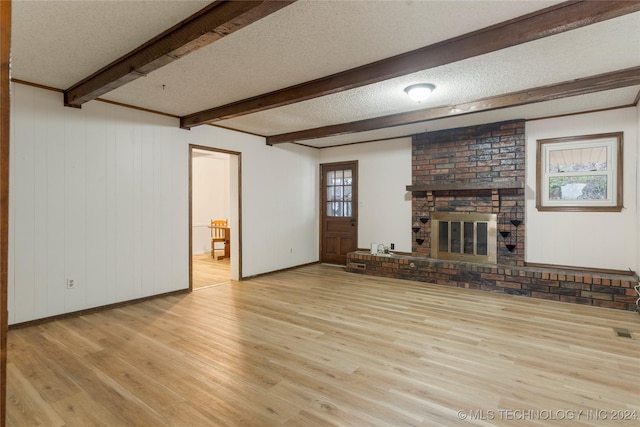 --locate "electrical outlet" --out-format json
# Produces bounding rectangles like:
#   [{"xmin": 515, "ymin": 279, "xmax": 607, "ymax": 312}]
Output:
[
  {"xmin": 66, "ymin": 279, "xmax": 75, "ymax": 289},
  {"xmin": 390, "ymin": 243, "xmax": 395, "ymax": 250},
  {"xmin": 290, "ymin": 248, "xmax": 294, "ymax": 253}
]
